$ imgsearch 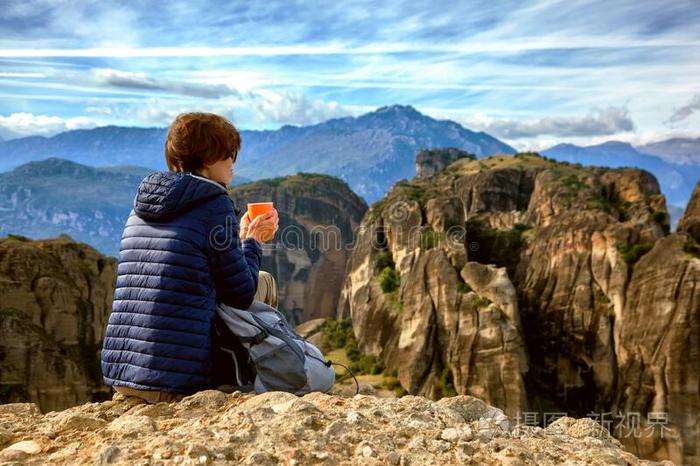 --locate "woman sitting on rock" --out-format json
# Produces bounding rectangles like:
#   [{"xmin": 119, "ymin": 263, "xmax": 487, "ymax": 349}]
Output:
[{"xmin": 100, "ymin": 112, "xmax": 279, "ymax": 403}]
